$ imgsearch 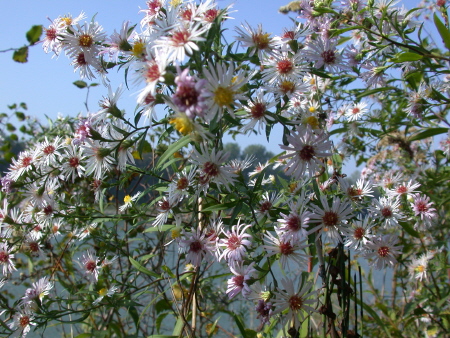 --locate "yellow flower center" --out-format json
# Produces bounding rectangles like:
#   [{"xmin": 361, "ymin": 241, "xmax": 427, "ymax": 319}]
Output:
[
  {"xmin": 79, "ymin": 34, "xmax": 94, "ymax": 47},
  {"xmin": 99, "ymin": 288, "xmax": 108, "ymax": 297},
  {"xmin": 171, "ymin": 227, "xmax": 182, "ymax": 239},
  {"xmin": 415, "ymin": 265, "xmax": 425, "ymax": 273},
  {"xmin": 213, "ymin": 86, "xmax": 234, "ymax": 106},
  {"xmin": 132, "ymin": 41, "xmax": 146, "ymax": 57},
  {"xmin": 309, "ymin": 106, "xmax": 316, "ymax": 113},
  {"xmin": 61, "ymin": 17, "xmax": 73, "ymax": 26},
  {"xmin": 254, "ymin": 33, "xmax": 270, "ymax": 49},
  {"xmin": 170, "ymin": 115, "xmax": 195, "ymax": 135},
  {"xmin": 305, "ymin": 116, "xmax": 319, "ymax": 129},
  {"xmin": 124, "ymin": 195, "xmax": 132, "ymax": 204},
  {"xmin": 170, "ymin": 0, "xmax": 182, "ymax": 7}
]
